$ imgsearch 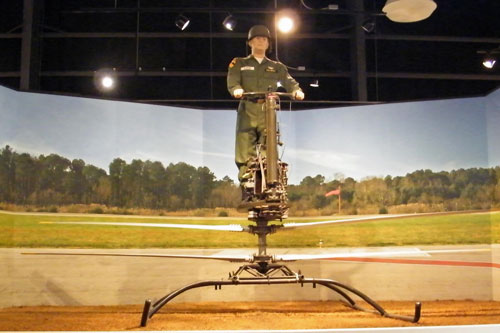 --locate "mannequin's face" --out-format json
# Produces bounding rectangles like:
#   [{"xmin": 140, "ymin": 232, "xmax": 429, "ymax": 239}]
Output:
[{"xmin": 249, "ymin": 36, "xmax": 269, "ymax": 53}]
